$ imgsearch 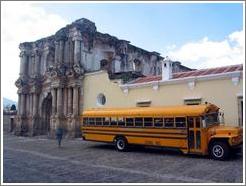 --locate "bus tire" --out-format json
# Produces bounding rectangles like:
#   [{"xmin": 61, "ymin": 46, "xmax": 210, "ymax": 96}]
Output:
[
  {"xmin": 209, "ymin": 141, "xmax": 229, "ymax": 160},
  {"xmin": 114, "ymin": 136, "xmax": 128, "ymax": 151}
]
